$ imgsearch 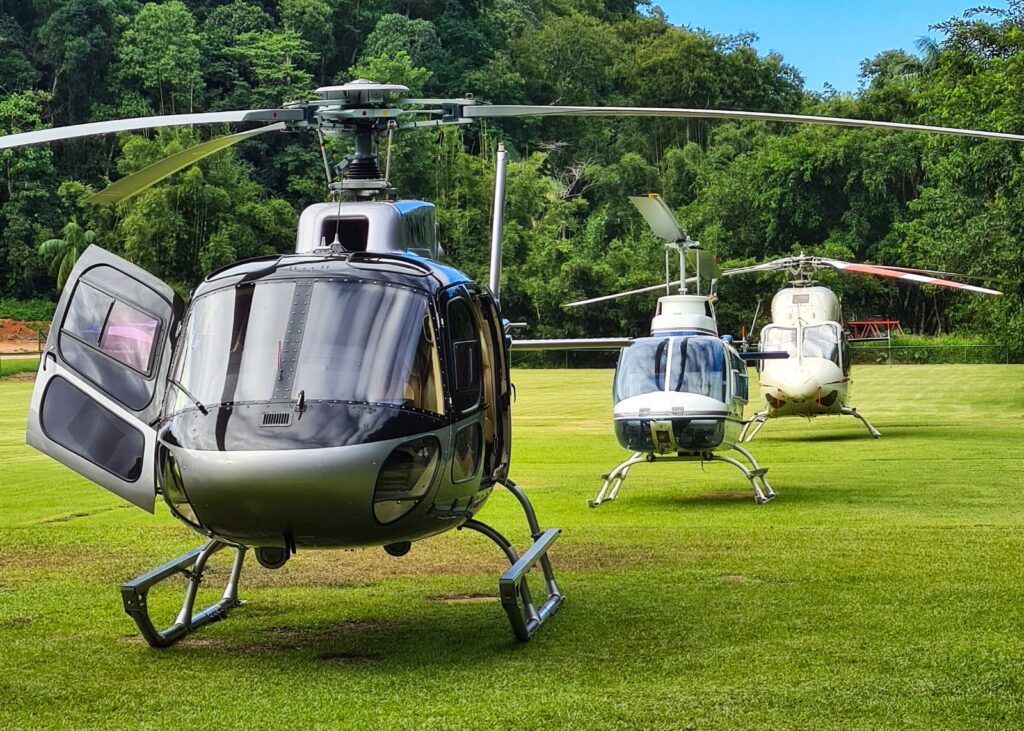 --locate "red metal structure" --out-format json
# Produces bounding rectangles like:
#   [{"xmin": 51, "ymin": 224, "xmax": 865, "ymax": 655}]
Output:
[{"xmin": 846, "ymin": 319, "xmax": 904, "ymax": 341}]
